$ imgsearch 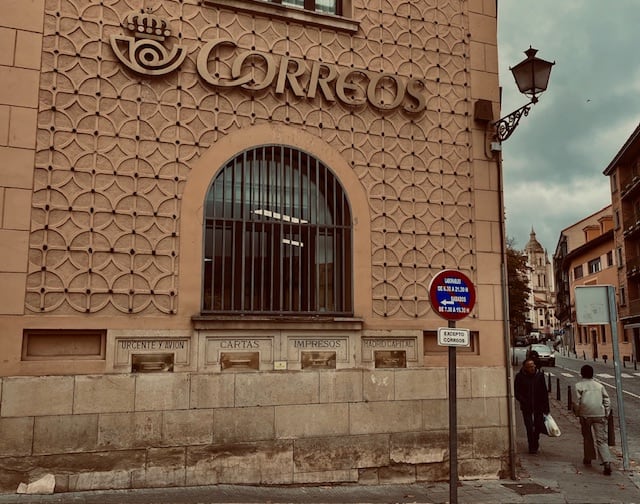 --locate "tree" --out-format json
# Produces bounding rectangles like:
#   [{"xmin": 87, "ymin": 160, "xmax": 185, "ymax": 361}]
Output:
[{"xmin": 506, "ymin": 238, "xmax": 531, "ymax": 338}]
